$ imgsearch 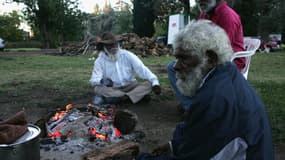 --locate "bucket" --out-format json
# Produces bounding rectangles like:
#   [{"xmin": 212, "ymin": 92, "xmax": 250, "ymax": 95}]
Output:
[{"xmin": 0, "ymin": 124, "xmax": 41, "ymax": 160}]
